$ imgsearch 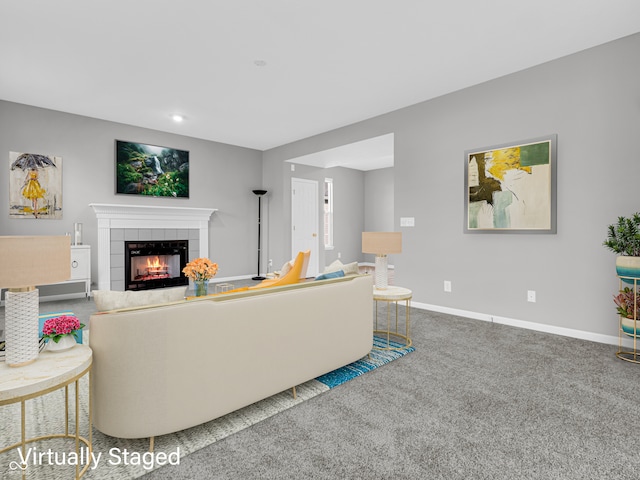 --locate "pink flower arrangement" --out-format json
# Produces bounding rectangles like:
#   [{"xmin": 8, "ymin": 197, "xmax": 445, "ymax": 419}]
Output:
[{"xmin": 42, "ymin": 315, "xmax": 85, "ymax": 343}]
